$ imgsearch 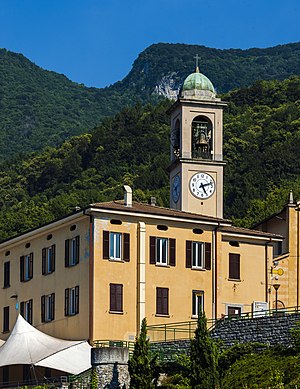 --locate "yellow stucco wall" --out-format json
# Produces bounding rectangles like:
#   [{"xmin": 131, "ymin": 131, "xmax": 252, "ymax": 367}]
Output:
[{"xmin": 0, "ymin": 214, "xmax": 90, "ymax": 341}]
